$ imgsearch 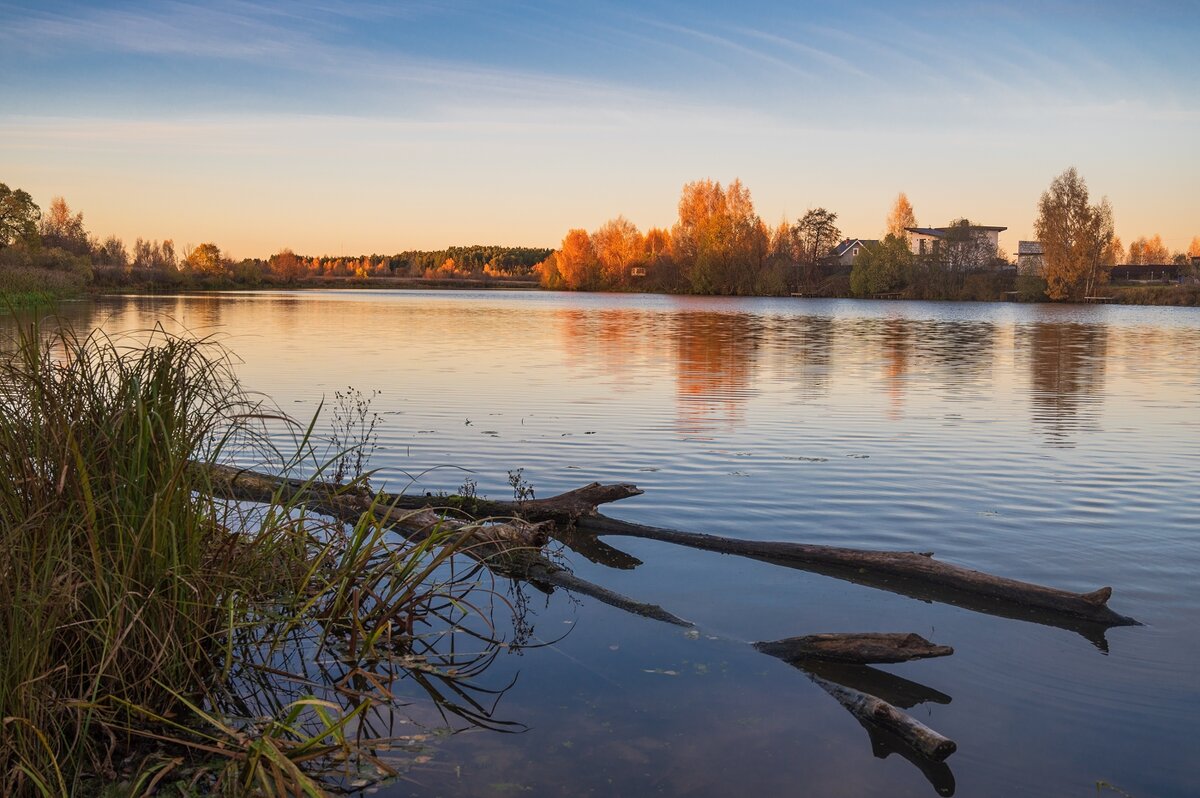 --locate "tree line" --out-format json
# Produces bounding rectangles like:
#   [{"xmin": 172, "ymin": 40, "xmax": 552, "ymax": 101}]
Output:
[
  {"xmin": 535, "ymin": 173, "xmax": 1200, "ymax": 302},
  {"xmin": 0, "ymin": 182, "xmax": 549, "ymax": 292},
  {"xmin": 3, "ymin": 175, "xmax": 1197, "ymax": 302}
]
